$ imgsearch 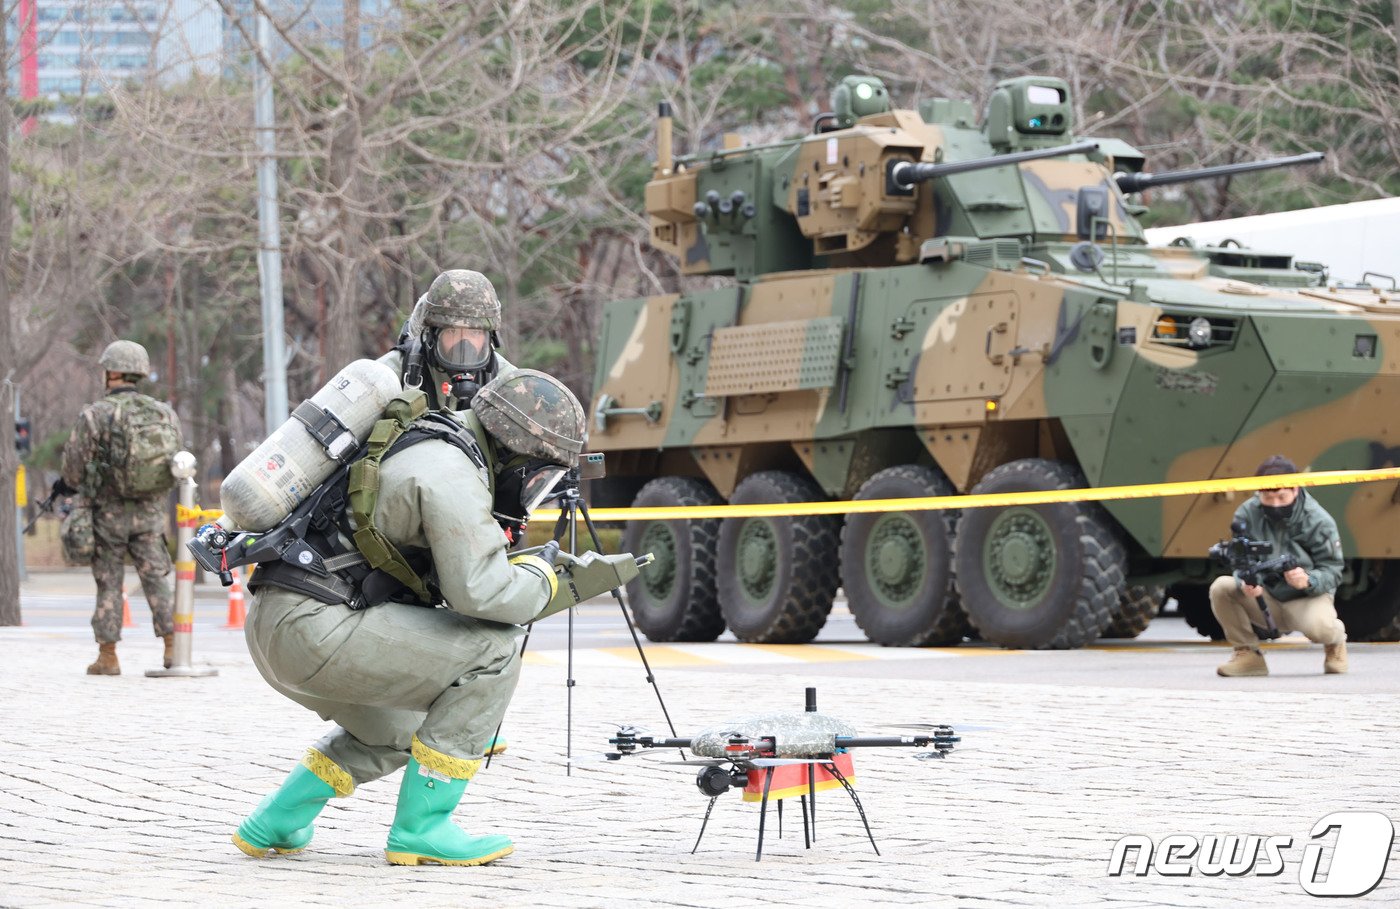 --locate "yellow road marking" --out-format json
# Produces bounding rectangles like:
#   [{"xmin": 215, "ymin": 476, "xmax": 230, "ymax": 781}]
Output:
[
  {"xmin": 597, "ymin": 645, "xmax": 723, "ymax": 666},
  {"xmin": 737, "ymin": 644, "xmax": 870, "ymax": 662}
]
